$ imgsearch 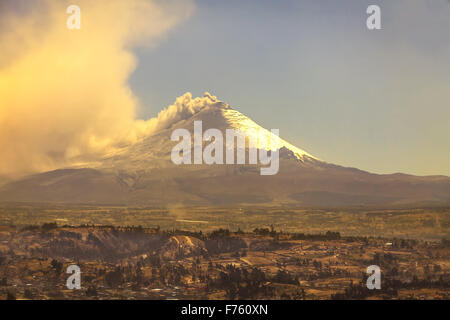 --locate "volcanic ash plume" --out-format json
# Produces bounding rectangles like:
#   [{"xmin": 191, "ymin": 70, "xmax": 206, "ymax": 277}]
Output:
[{"xmin": 0, "ymin": 0, "xmax": 193, "ymax": 178}]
